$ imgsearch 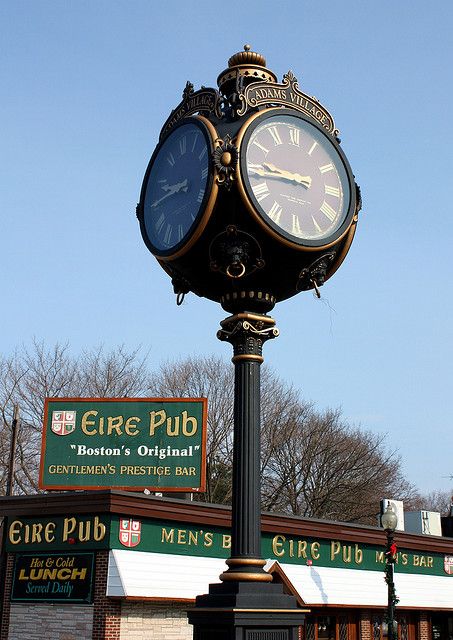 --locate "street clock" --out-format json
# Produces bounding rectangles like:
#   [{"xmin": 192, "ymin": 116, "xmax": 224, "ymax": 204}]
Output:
[{"xmin": 137, "ymin": 46, "xmax": 361, "ymax": 312}]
